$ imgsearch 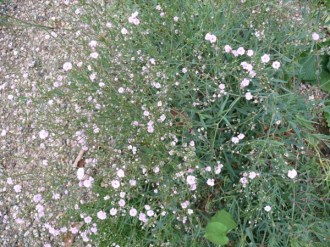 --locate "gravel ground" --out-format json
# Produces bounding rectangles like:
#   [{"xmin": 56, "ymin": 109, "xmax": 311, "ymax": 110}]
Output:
[
  {"xmin": 0, "ymin": 1, "xmax": 327, "ymax": 246},
  {"xmin": 0, "ymin": 1, "xmax": 88, "ymax": 246}
]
